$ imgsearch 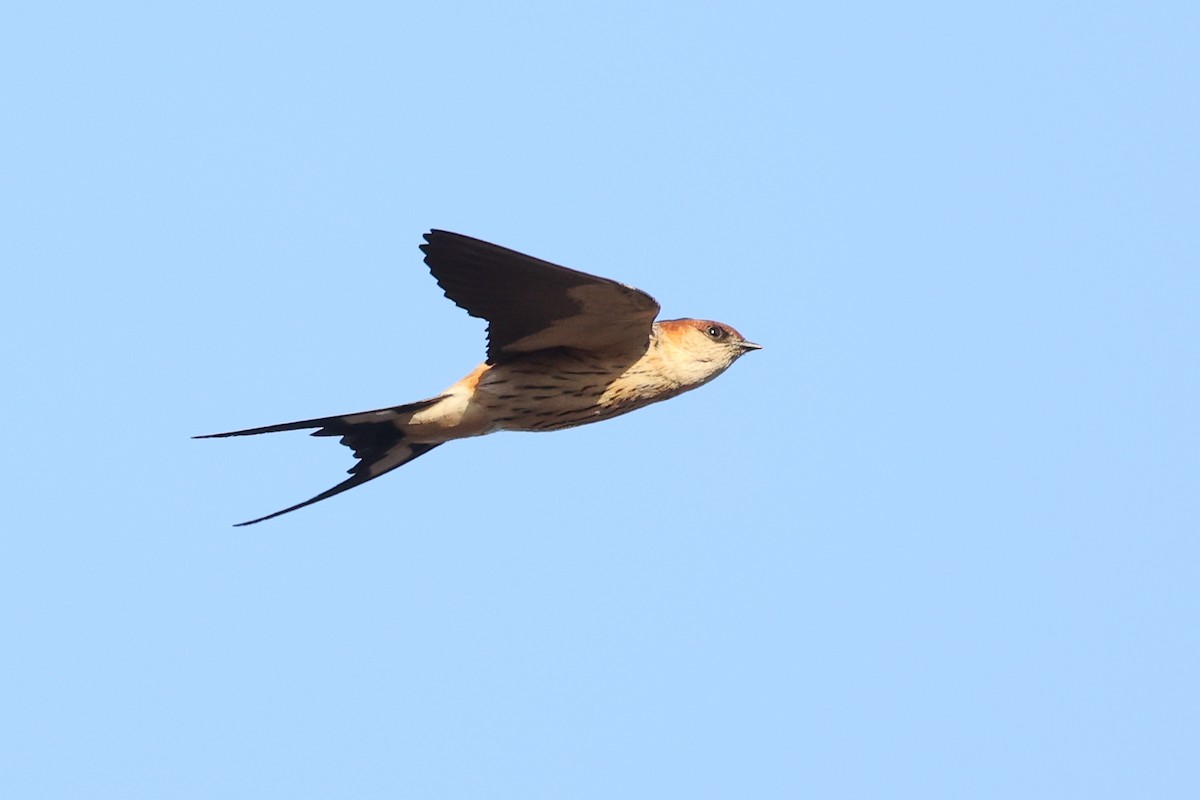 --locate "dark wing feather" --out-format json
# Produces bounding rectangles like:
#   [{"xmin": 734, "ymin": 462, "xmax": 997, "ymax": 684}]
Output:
[{"xmin": 420, "ymin": 230, "xmax": 660, "ymax": 363}]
